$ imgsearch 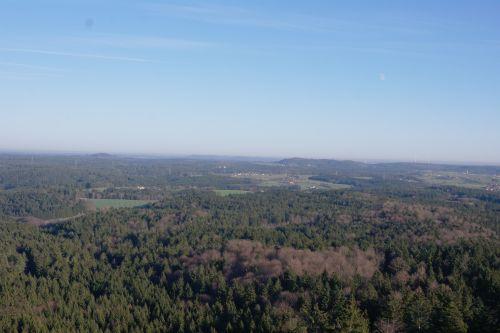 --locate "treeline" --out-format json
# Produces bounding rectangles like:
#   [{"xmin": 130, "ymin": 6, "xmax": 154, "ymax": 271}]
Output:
[
  {"xmin": 0, "ymin": 188, "xmax": 85, "ymax": 219},
  {"xmin": 2, "ymin": 154, "xmax": 498, "ymax": 192},
  {"xmin": 0, "ymin": 155, "xmax": 262, "ymax": 190}
]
